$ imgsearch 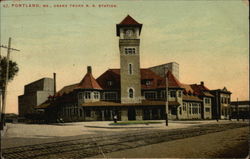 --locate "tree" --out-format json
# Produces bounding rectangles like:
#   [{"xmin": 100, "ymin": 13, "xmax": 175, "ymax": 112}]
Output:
[{"xmin": 0, "ymin": 57, "xmax": 19, "ymax": 90}]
